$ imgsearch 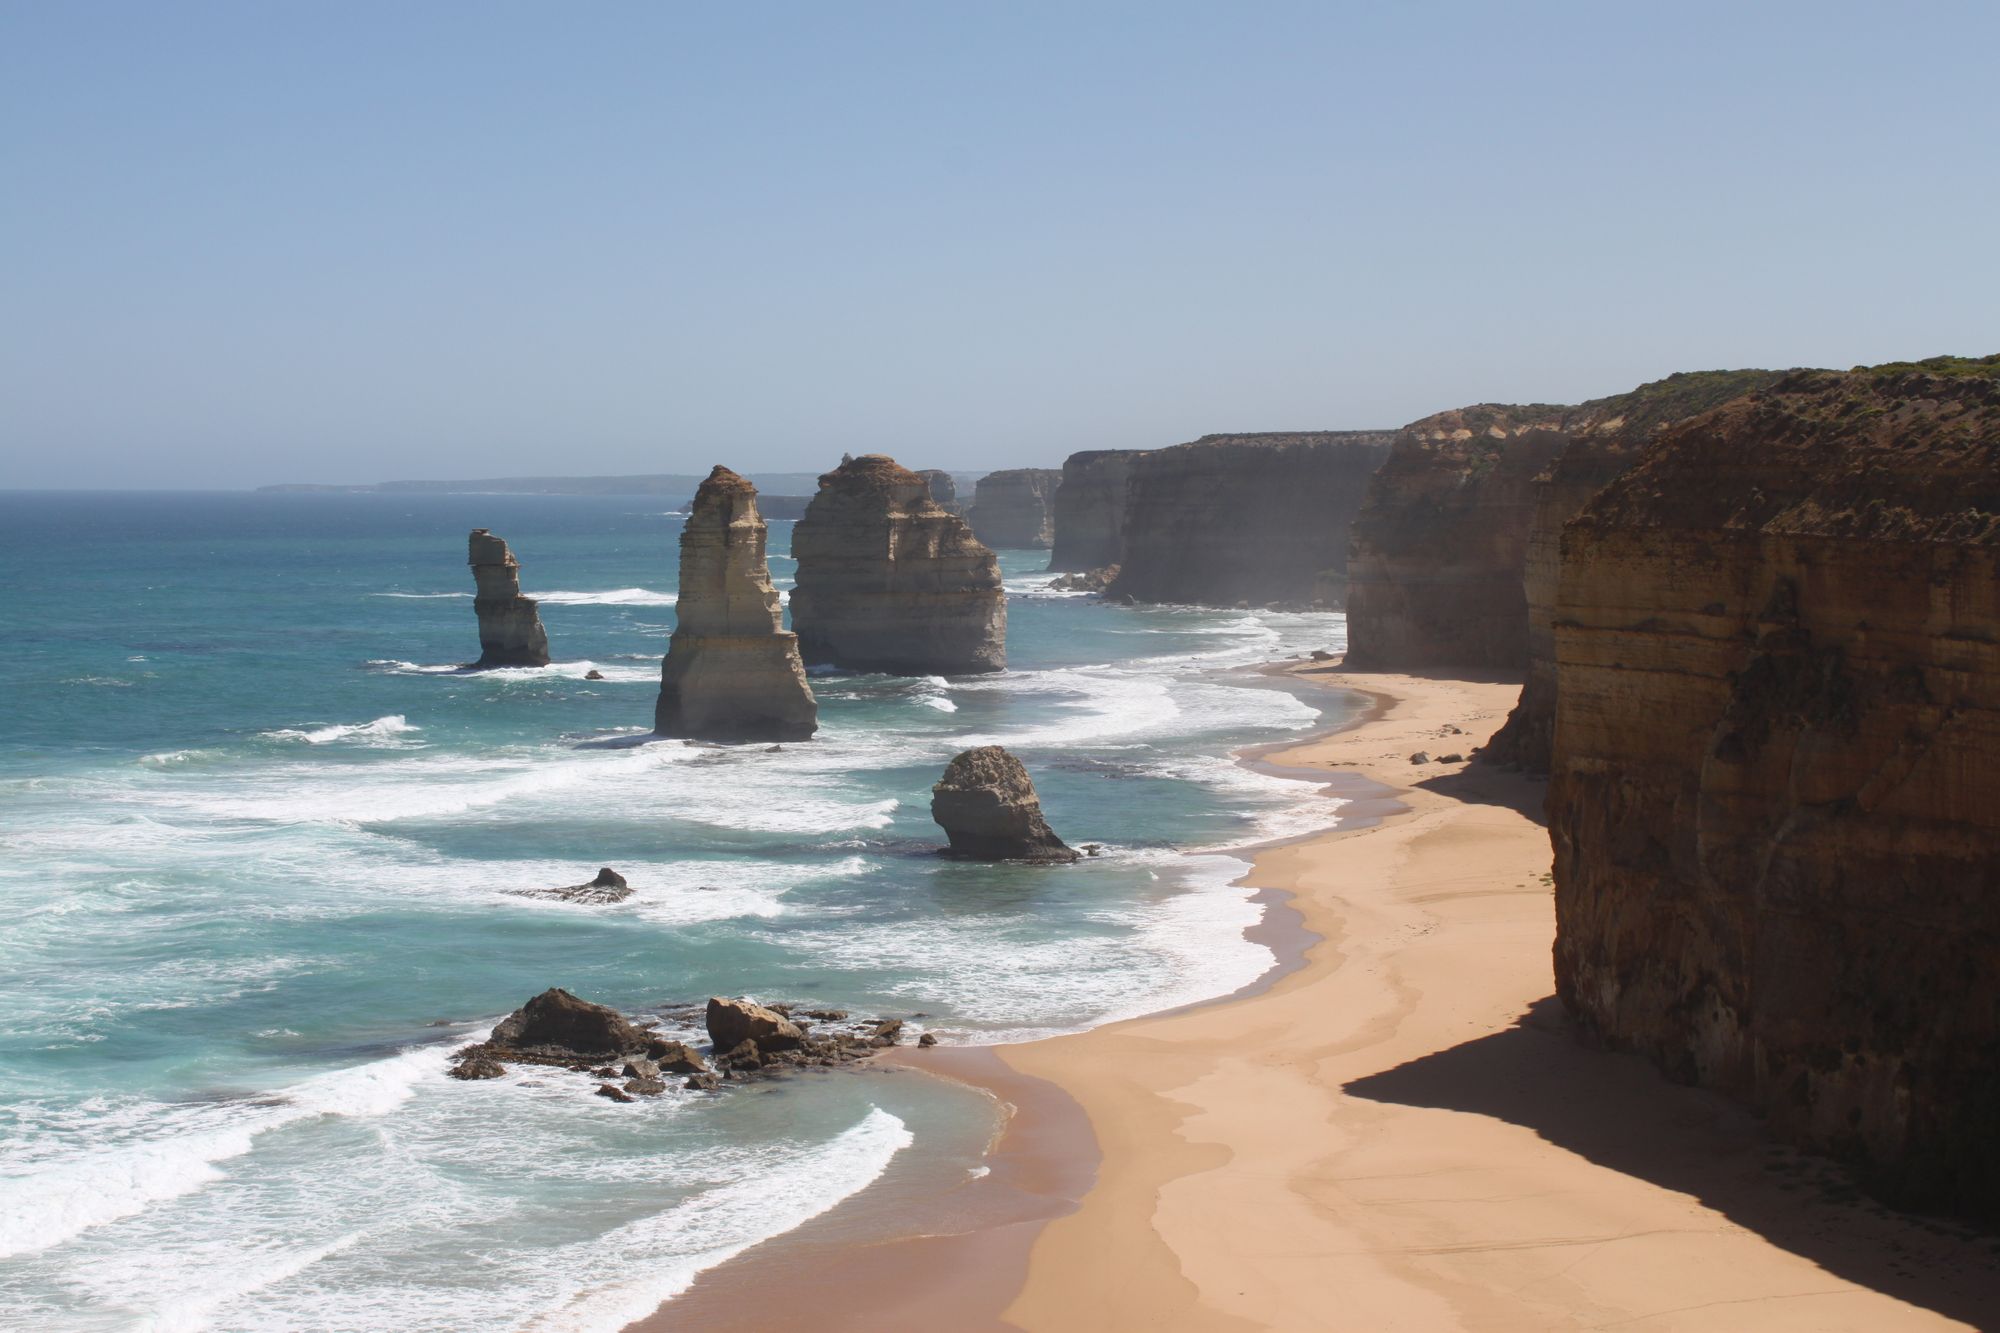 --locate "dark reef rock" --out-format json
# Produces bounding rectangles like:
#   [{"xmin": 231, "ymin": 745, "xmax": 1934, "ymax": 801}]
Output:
[
  {"xmin": 467, "ymin": 529, "xmax": 551, "ymax": 668},
  {"xmin": 1110, "ymin": 433, "xmax": 1396, "ymax": 606},
  {"xmin": 1546, "ymin": 355, "xmax": 2000, "ymax": 1219},
  {"xmin": 1048, "ymin": 450, "xmax": 1146, "ymax": 572},
  {"xmin": 1047, "ymin": 565, "xmax": 1119, "ymax": 594},
  {"xmin": 790, "ymin": 455, "xmax": 1006, "ymax": 675},
  {"xmin": 931, "ymin": 746, "xmax": 1078, "ymax": 862},
  {"xmin": 513, "ymin": 866, "xmax": 633, "ymax": 905},
  {"xmin": 655, "ymin": 466, "xmax": 819, "ymax": 741},
  {"xmin": 967, "ymin": 467, "xmax": 1061, "ymax": 549},
  {"xmin": 488, "ymin": 987, "xmax": 652, "ymax": 1060}
]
